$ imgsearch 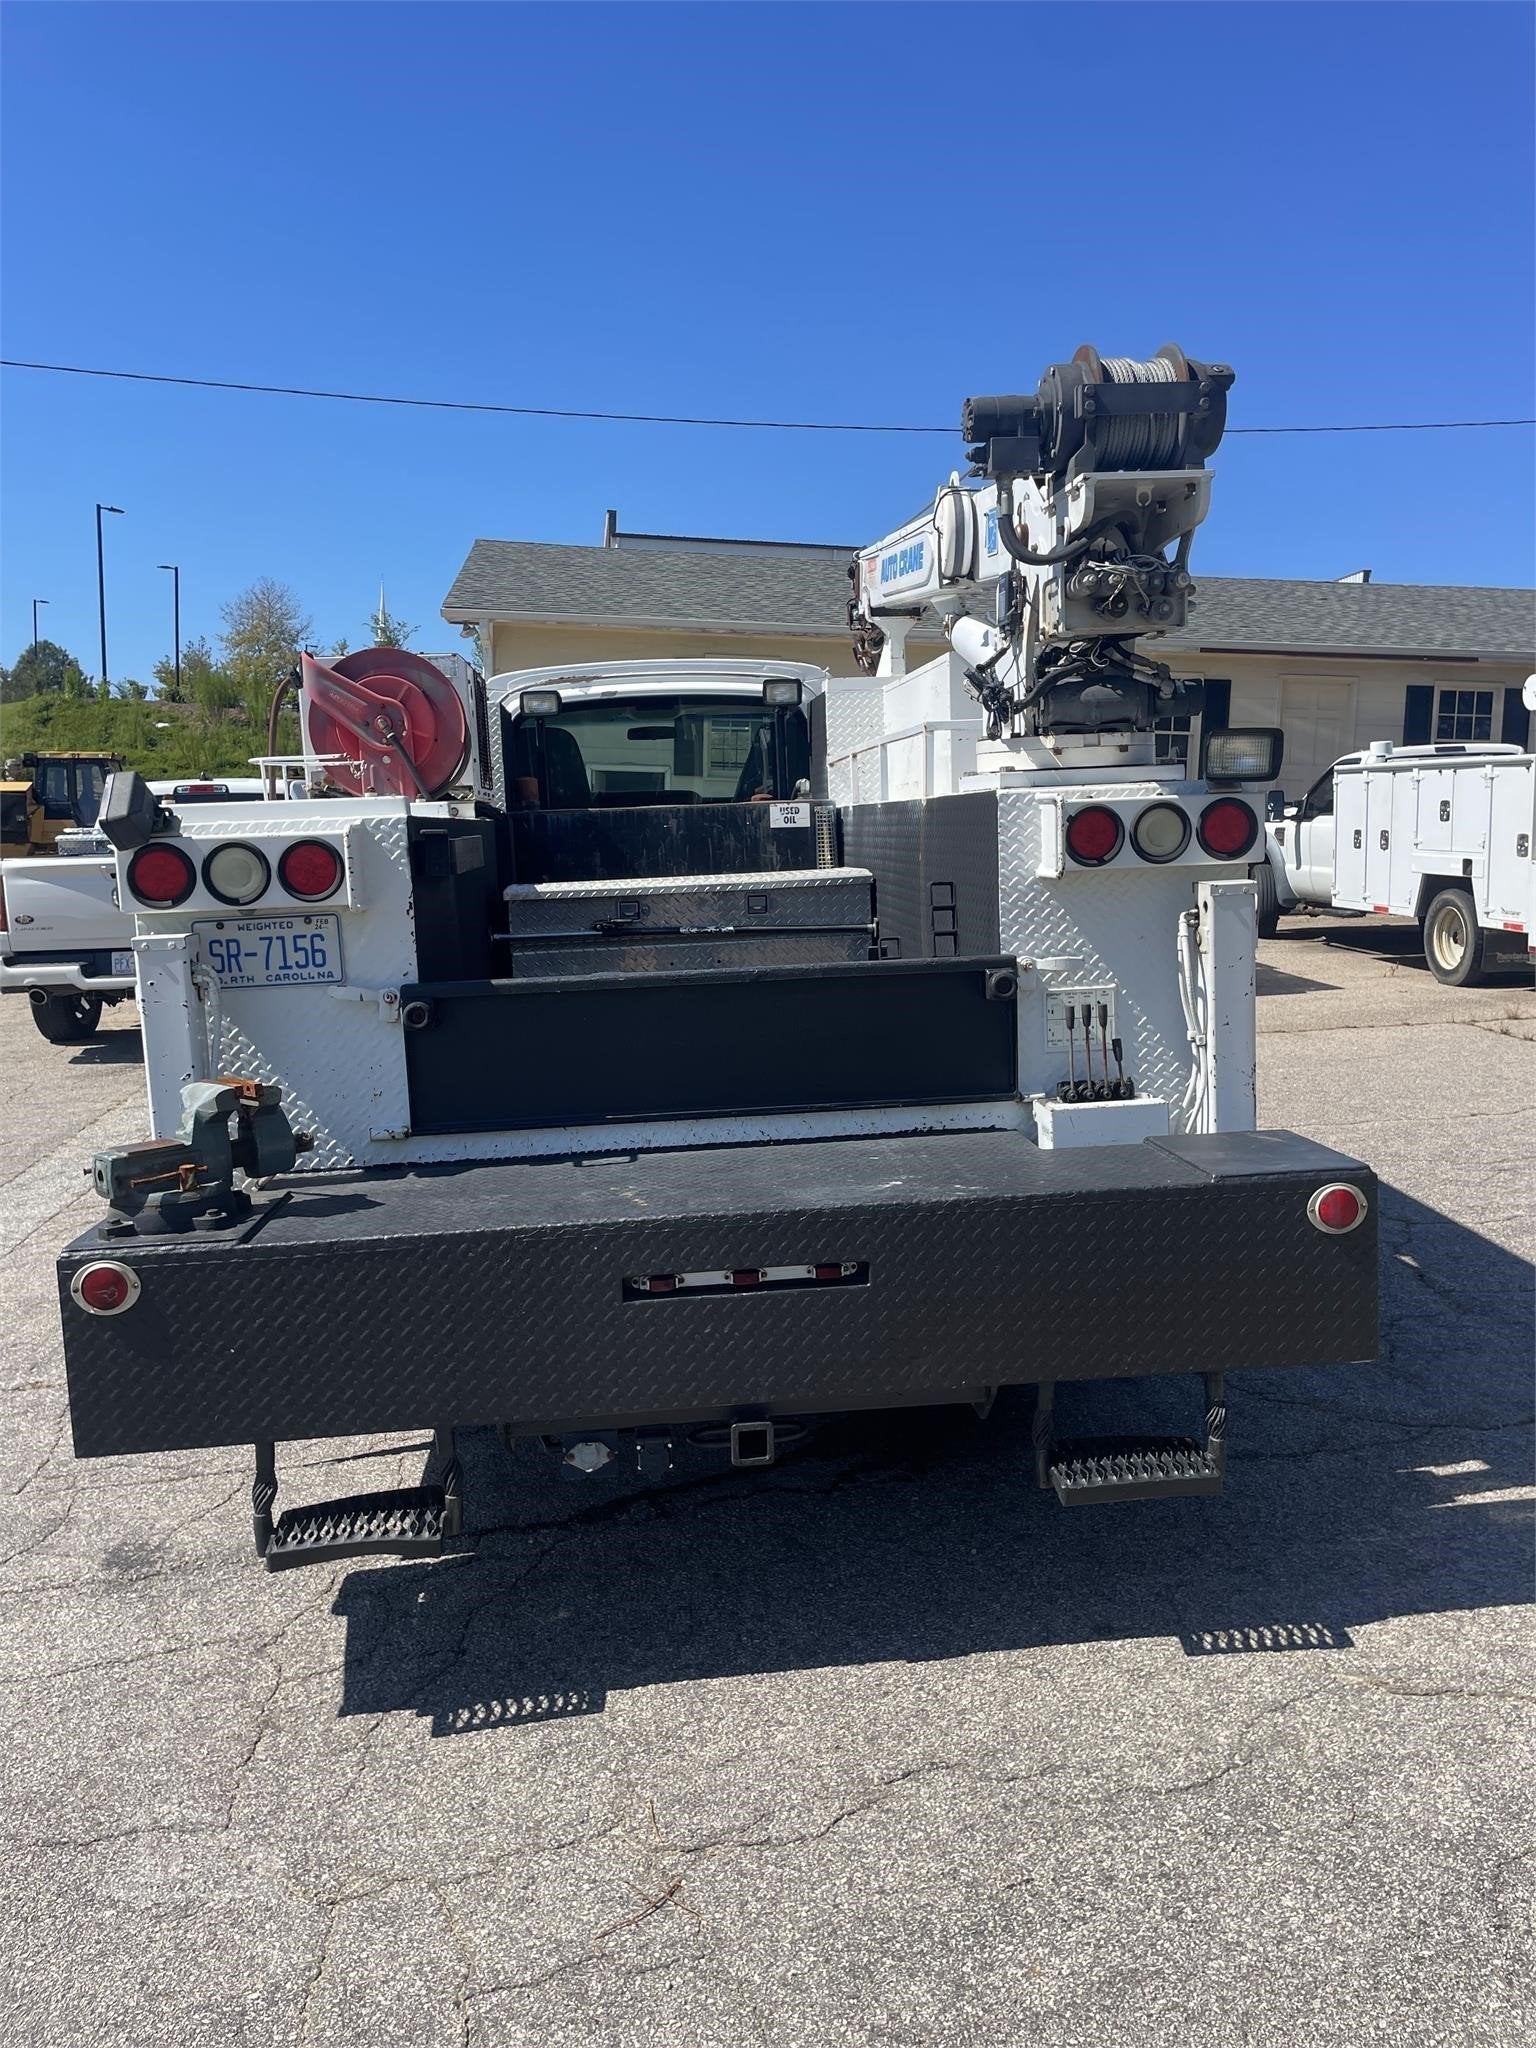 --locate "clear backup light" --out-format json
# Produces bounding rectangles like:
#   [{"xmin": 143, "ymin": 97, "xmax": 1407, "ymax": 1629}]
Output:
[
  {"xmin": 126, "ymin": 842, "xmax": 197, "ymax": 907},
  {"xmin": 1130, "ymin": 802, "xmax": 1191, "ymax": 863},
  {"xmin": 202, "ymin": 842, "xmax": 271, "ymax": 907},
  {"xmin": 763, "ymin": 677, "xmax": 804, "ymax": 706},
  {"xmin": 519, "ymin": 688, "xmax": 562, "ymax": 718},
  {"xmin": 1201, "ymin": 726, "xmax": 1285, "ymax": 784},
  {"xmin": 277, "ymin": 839, "xmax": 343, "ymax": 901}
]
